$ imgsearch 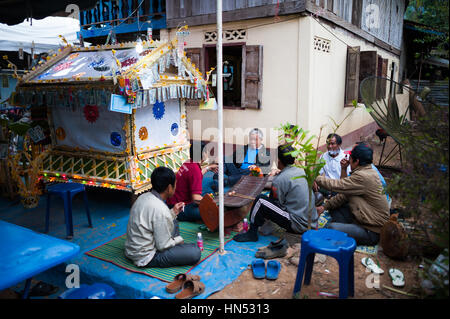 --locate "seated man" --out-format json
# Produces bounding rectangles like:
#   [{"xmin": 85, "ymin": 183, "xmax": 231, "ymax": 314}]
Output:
[
  {"xmin": 167, "ymin": 141, "xmax": 218, "ymax": 222},
  {"xmin": 124, "ymin": 167, "xmax": 201, "ymax": 268},
  {"xmin": 315, "ymin": 133, "xmax": 351, "ymax": 198},
  {"xmin": 233, "ymin": 144, "xmax": 318, "ymax": 242},
  {"xmin": 315, "ymin": 143, "xmax": 390, "ymax": 246},
  {"xmin": 213, "ymin": 128, "xmax": 272, "ymax": 189}
]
